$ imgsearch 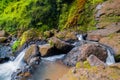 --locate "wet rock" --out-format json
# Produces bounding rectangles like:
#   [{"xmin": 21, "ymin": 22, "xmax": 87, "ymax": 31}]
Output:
[
  {"xmin": 12, "ymin": 66, "xmax": 32, "ymax": 80},
  {"xmin": 87, "ymin": 55, "xmax": 106, "ymax": 67},
  {"xmin": 63, "ymin": 47, "xmax": 80, "ymax": 66},
  {"xmin": 63, "ymin": 43, "xmax": 107, "ymax": 66},
  {"xmin": 0, "ymin": 44, "xmax": 13, "ymax": 61},
  {"xmin": 24, "ymin": 44, "xmax": 41, "ymax": 65},
  {"xmin": 49, "ymin": 37, "xmax": 74, "ymax": 54},
  {"xmin": 0, "ymin": 57, "xmax": 9, "ymax": 63}
]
